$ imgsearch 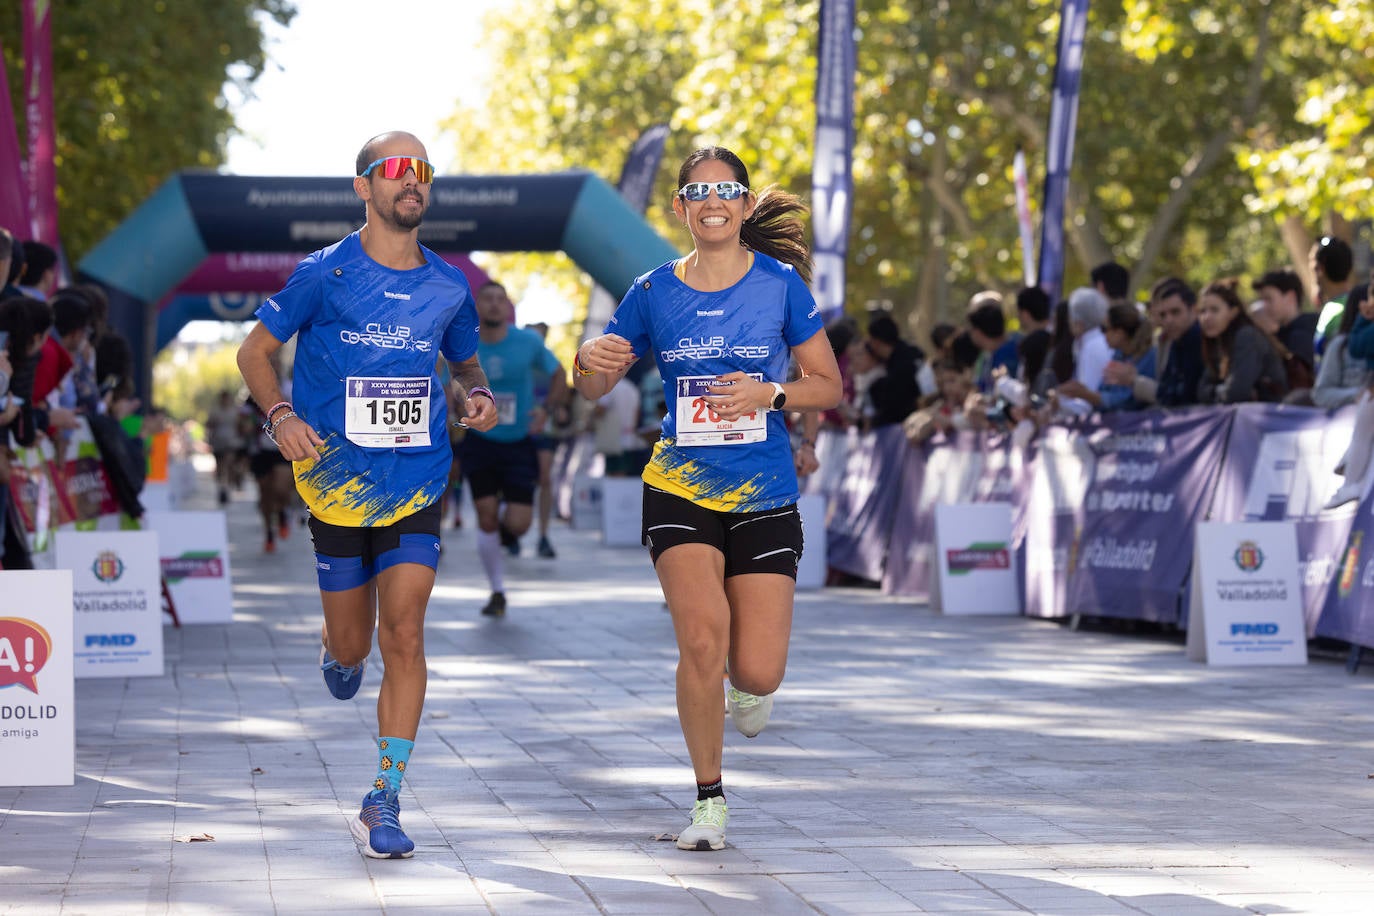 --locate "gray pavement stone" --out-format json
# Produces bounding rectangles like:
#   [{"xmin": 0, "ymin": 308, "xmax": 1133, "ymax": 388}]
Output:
[{"xmin": 4, "ymin": 468, "xmax": 1374, "ymax": 915}]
